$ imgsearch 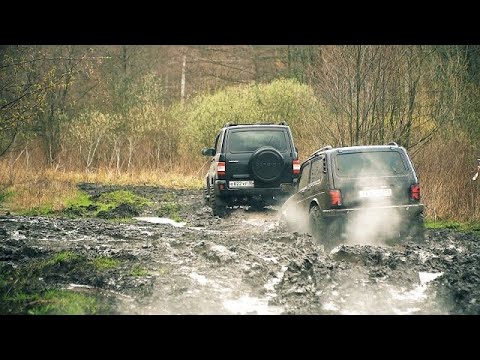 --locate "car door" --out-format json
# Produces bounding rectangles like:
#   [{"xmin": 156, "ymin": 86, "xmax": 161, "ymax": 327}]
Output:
[
  {"xmin": 304, "ymin": 156, "xmax": 326, "ymax": 208},
  {"xmin": 298, "ymin": 156, "xmax": 323, "ymax": 213},
  {"xmin": 295, "ymin": 161, "xmax": 311, "ymax": 212},
  {"xmin": 209, "ymin": 132, "xmax": 224, "ymax": 184}
]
